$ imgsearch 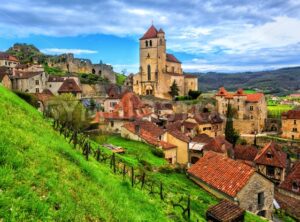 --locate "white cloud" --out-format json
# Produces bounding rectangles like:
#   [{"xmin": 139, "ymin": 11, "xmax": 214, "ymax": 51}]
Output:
[{"xmin": 41, "ymin": 48, "xmax": 98, "ymax": 55}]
